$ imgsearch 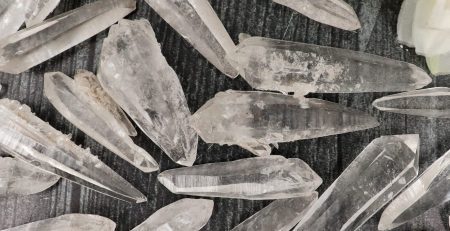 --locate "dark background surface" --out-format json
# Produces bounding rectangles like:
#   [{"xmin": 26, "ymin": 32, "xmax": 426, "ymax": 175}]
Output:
[{"xmin": 0, "ymin": 0, "xmax": 448, "ymax": 230}]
